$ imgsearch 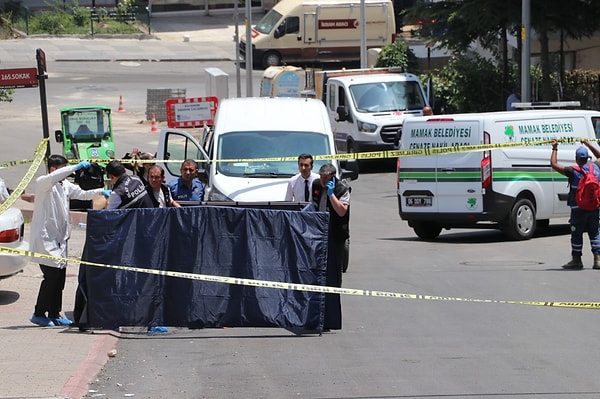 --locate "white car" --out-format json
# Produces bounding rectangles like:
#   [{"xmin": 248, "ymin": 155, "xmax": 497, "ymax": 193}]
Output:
[{"xmin": 0, "ymin": 207, "xmax": 29, "ymax": 279}]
